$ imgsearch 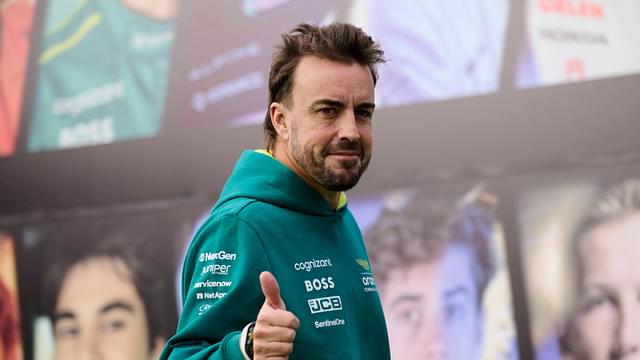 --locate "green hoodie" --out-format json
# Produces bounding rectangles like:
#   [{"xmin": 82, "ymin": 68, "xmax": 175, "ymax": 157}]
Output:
[{"xmin": 161, "ymin": 150, "xmax": 390, "ymax": 359}]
